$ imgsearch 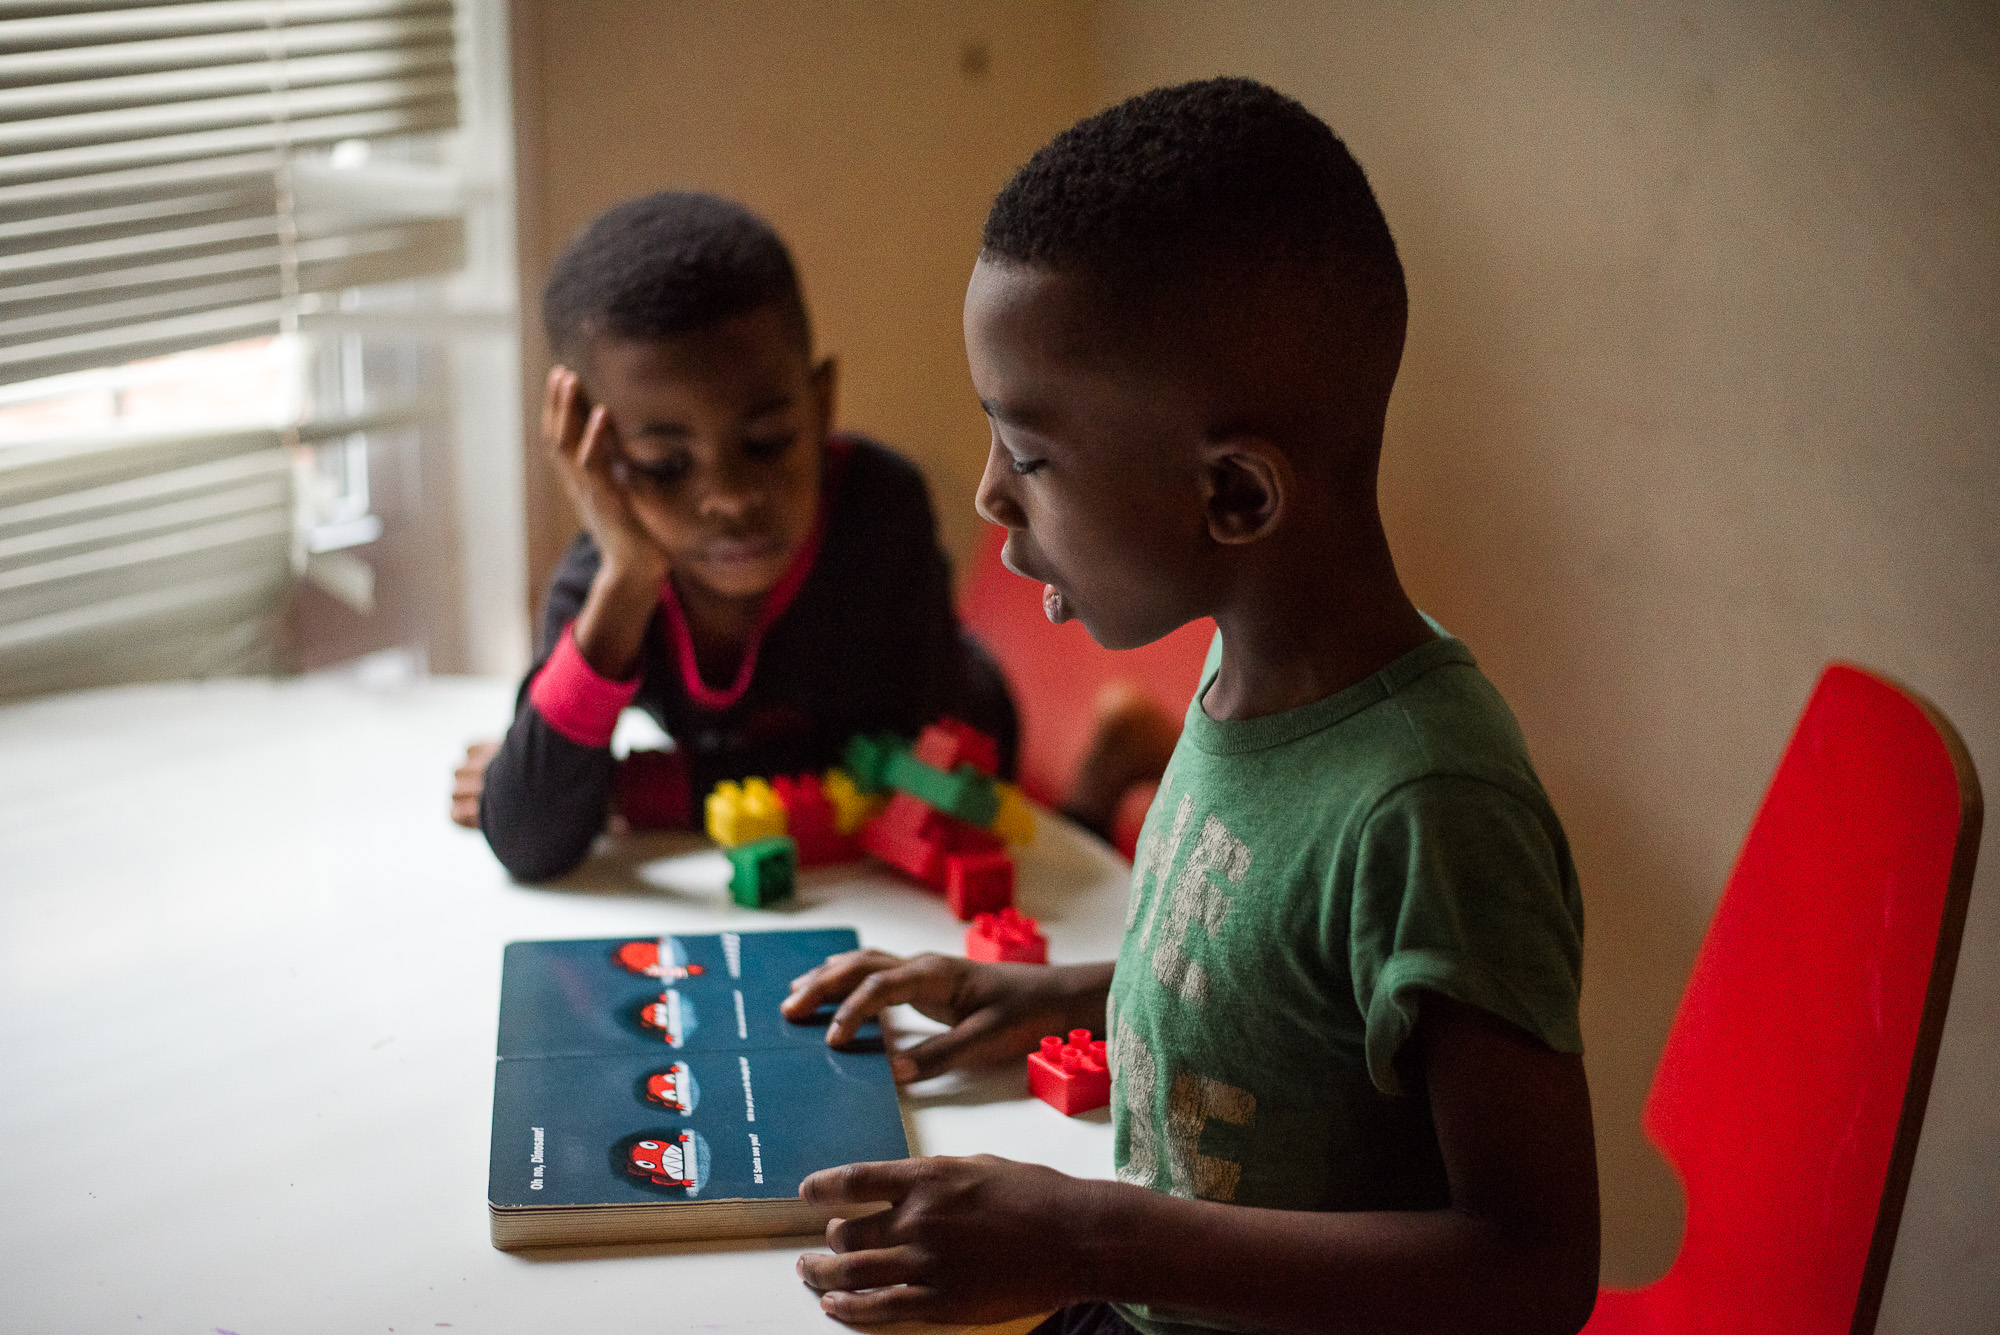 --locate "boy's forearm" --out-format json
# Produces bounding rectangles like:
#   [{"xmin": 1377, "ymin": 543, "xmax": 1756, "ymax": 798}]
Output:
[
  {"xmin": 1051, "ymin": 960, "xmax": 1114, "ymax": 1034},
  {"xmin": 572, "ymin": 563, "xmax": 663, "ymax": 680},
  {"xmin": 1069, "ymin": 1179, "xmax": 1597, "ymax": 1335}
]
